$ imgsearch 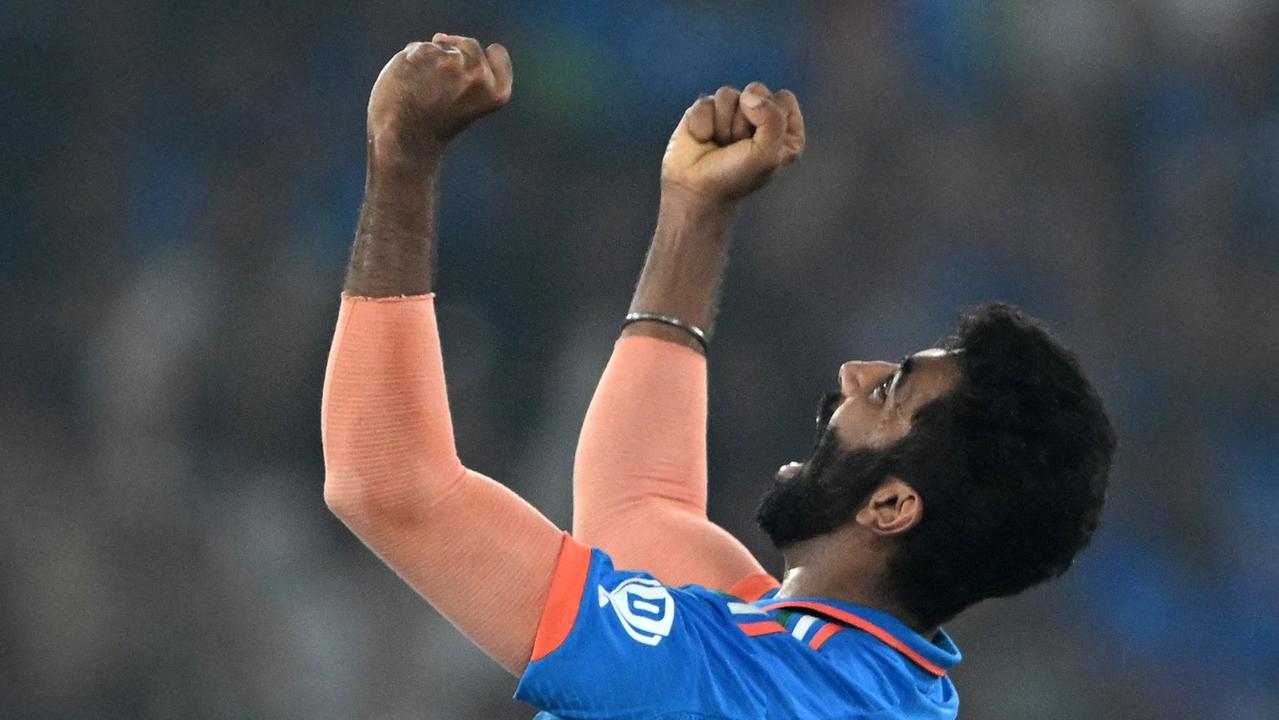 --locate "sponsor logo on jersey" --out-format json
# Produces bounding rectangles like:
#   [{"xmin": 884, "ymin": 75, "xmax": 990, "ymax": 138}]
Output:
[{"xmin": 598, "ymin": 578, "xmax": 675, "ymax": 646}]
